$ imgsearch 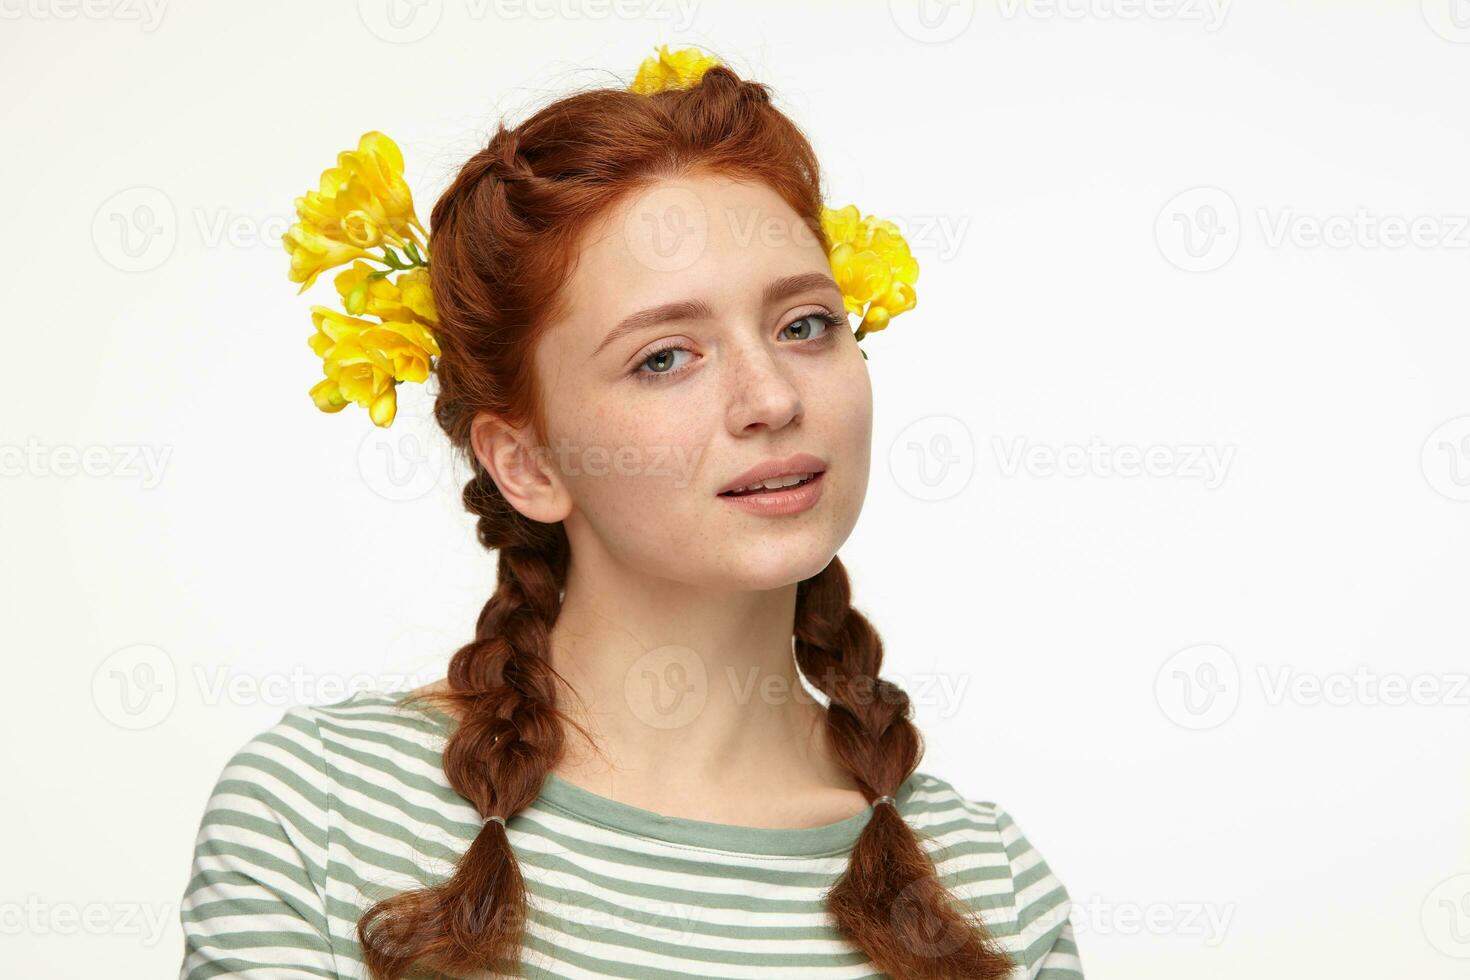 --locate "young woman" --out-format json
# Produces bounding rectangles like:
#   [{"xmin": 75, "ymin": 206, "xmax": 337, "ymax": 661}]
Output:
[{"xmin": 179, "ymin": 51, "xmax": 1082, "ymax": 980}]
